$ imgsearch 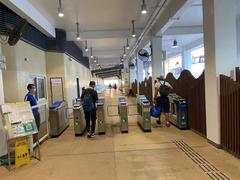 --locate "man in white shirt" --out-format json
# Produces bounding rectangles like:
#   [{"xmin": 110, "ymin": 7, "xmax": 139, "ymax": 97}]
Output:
[
  {"xmin": 154, "ymin": 76, "xmax": 172, "ymax": 126},
  {"xmin": 154, "ymin": 76, "xmax": 172, "ymax": 99}
]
